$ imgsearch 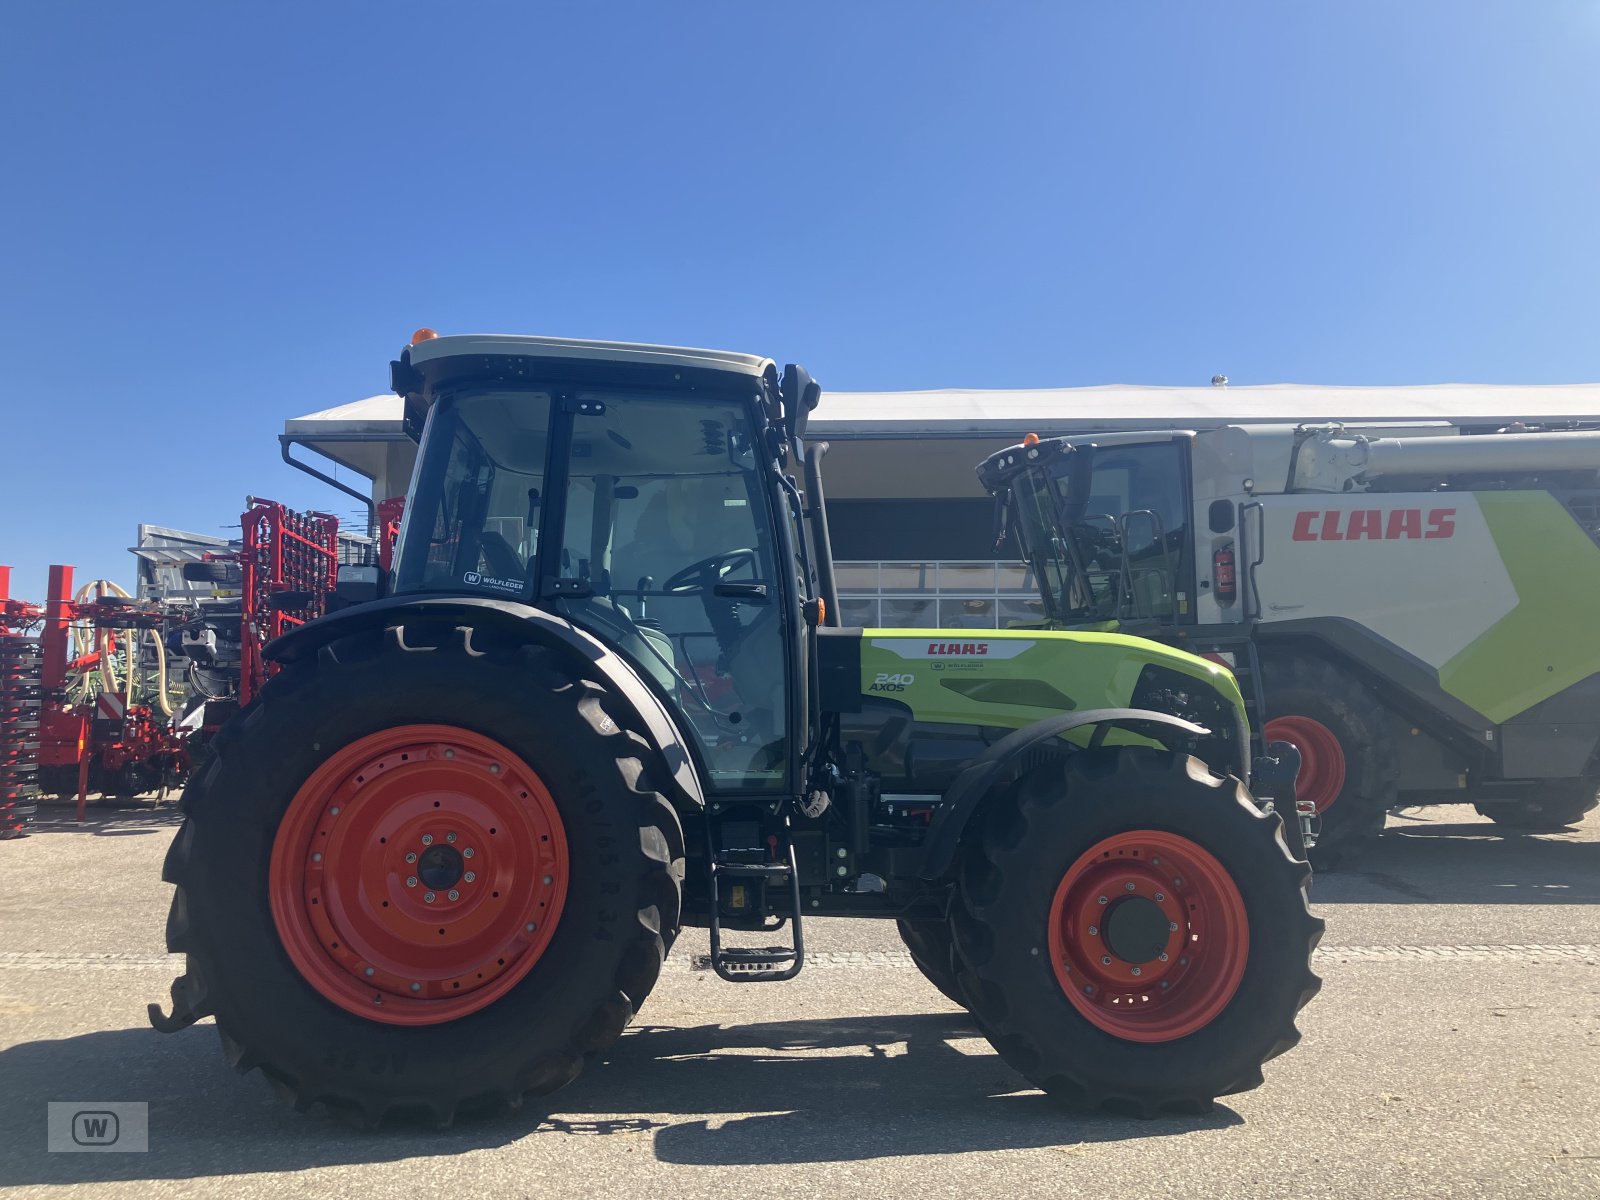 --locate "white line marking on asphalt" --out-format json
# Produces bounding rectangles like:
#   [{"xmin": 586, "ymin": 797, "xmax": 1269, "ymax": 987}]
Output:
[{"xmin": 1, "ymin": 944, "xmax": 1594, "ymax": 973}]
